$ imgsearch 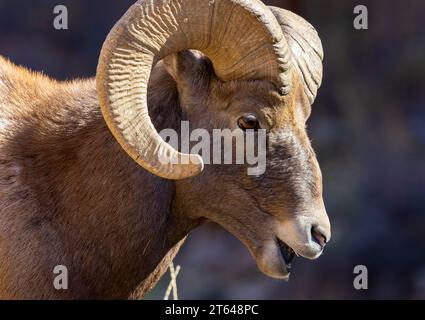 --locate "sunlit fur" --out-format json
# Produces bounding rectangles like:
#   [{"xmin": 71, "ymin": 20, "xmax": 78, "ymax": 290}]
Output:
[{"xmin": 0, "ymin": 51, "xmax": 329, "ymax": 299}]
